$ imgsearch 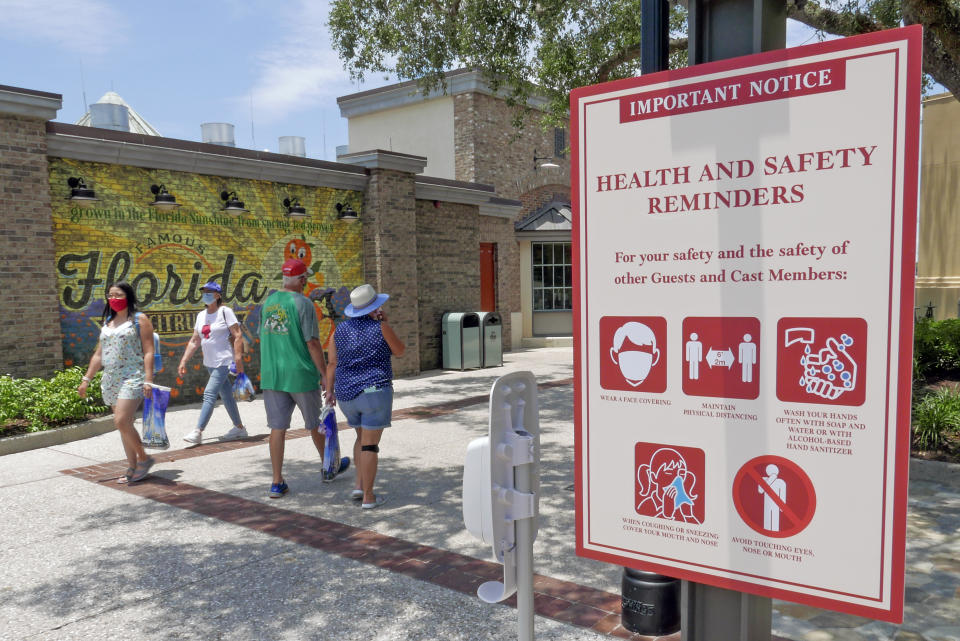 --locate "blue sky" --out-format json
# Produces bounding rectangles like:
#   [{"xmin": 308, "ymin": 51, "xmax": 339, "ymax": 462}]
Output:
[
  {"xmin": 0, "ymin": 0, "xmax": 828, "ymax": 161},
  {"xmin": 0, "ymin": 0, "xmax": 387, "ymax": 160}
]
